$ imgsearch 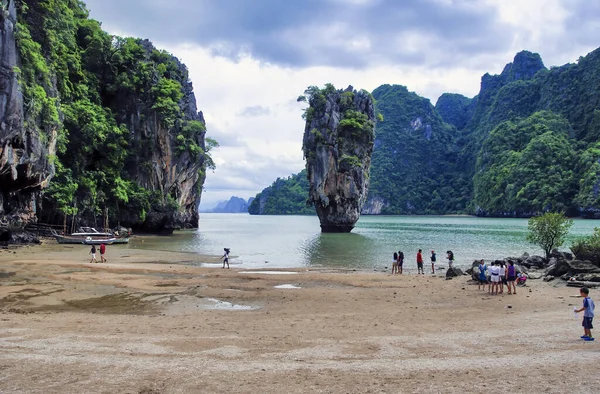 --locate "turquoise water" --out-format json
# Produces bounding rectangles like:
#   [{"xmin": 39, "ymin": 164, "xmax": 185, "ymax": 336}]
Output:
[{"xmin": 128, "ymin": 214, "xmax": 600, "ymax": 270}]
